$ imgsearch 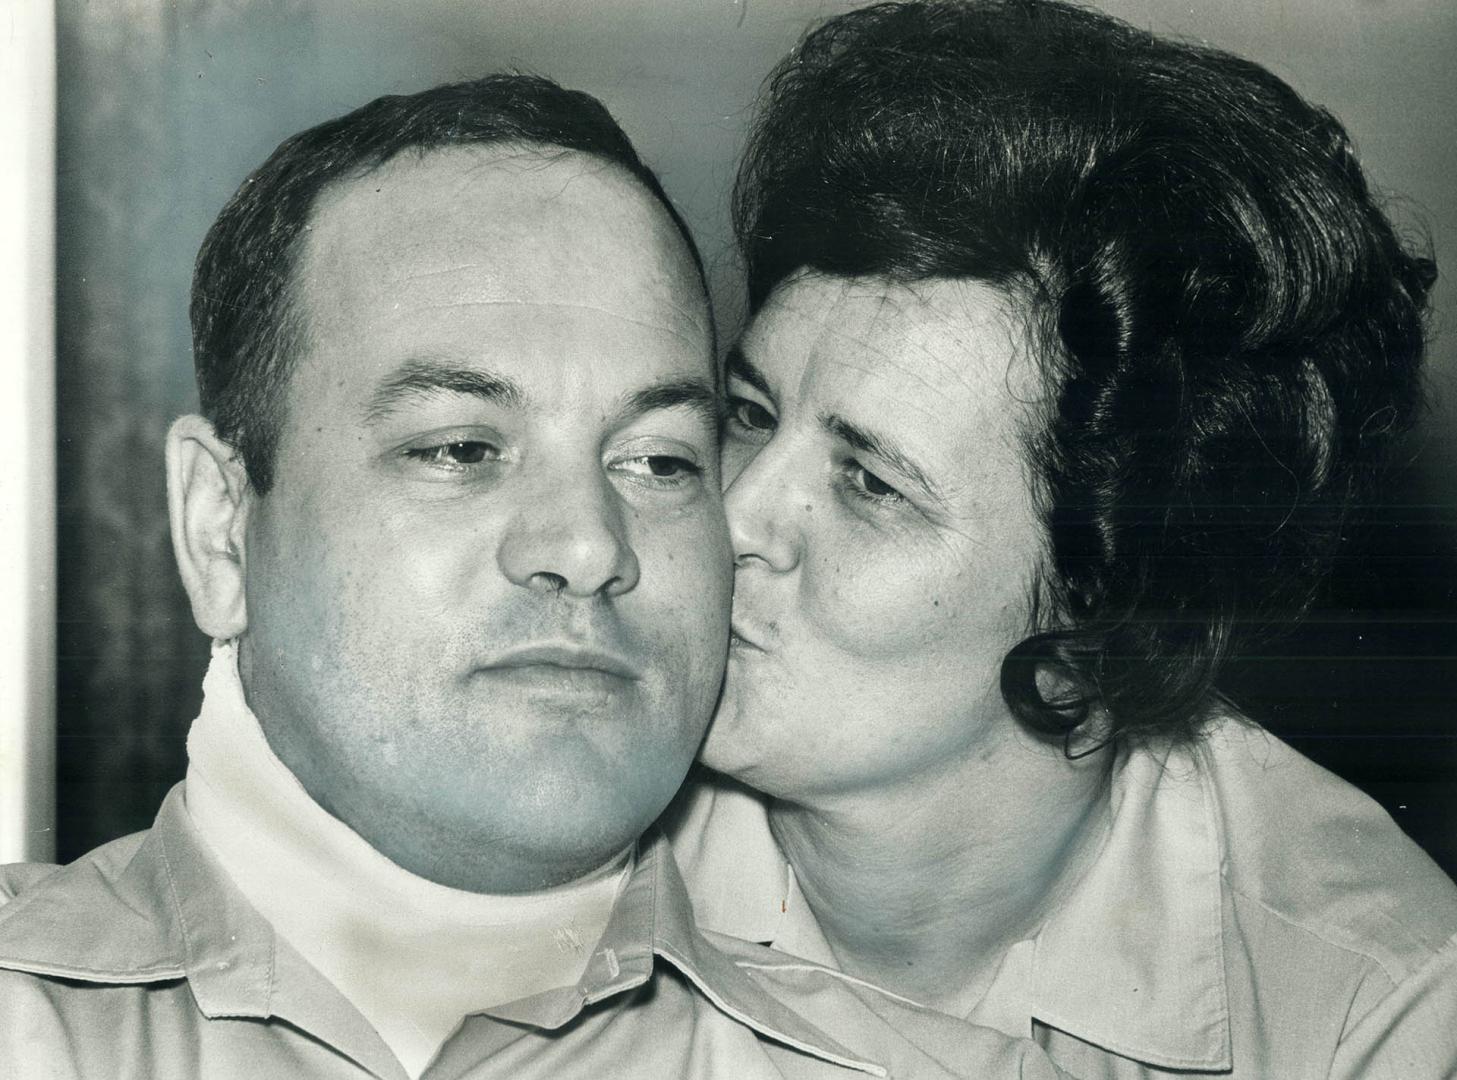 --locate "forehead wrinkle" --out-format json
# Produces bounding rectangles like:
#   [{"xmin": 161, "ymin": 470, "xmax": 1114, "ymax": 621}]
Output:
[
  {"xmin": 826, "ymin": 280, "xmax": 1033, "ymax": 416},
  {"xmin": 387, "ymin": 260, "xmax": 709, "ymax": 341},
  {"xmin": 868, "ymin": 286, "xmax": 987, "ymax": 392},
  {"xmin": 405, "ymin": 298, "xmax": 710, "ymax": 353},
  {"xmin": 753, "ymin": 284, "xmax": 937, "ymax": 420},
  {"xmin": 802, "ymin": 314, "xmax": 956, "ymax": 411},
  {"xmin": 388, "ymin": 261, "xmax": 491, "ymax": 284}
]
